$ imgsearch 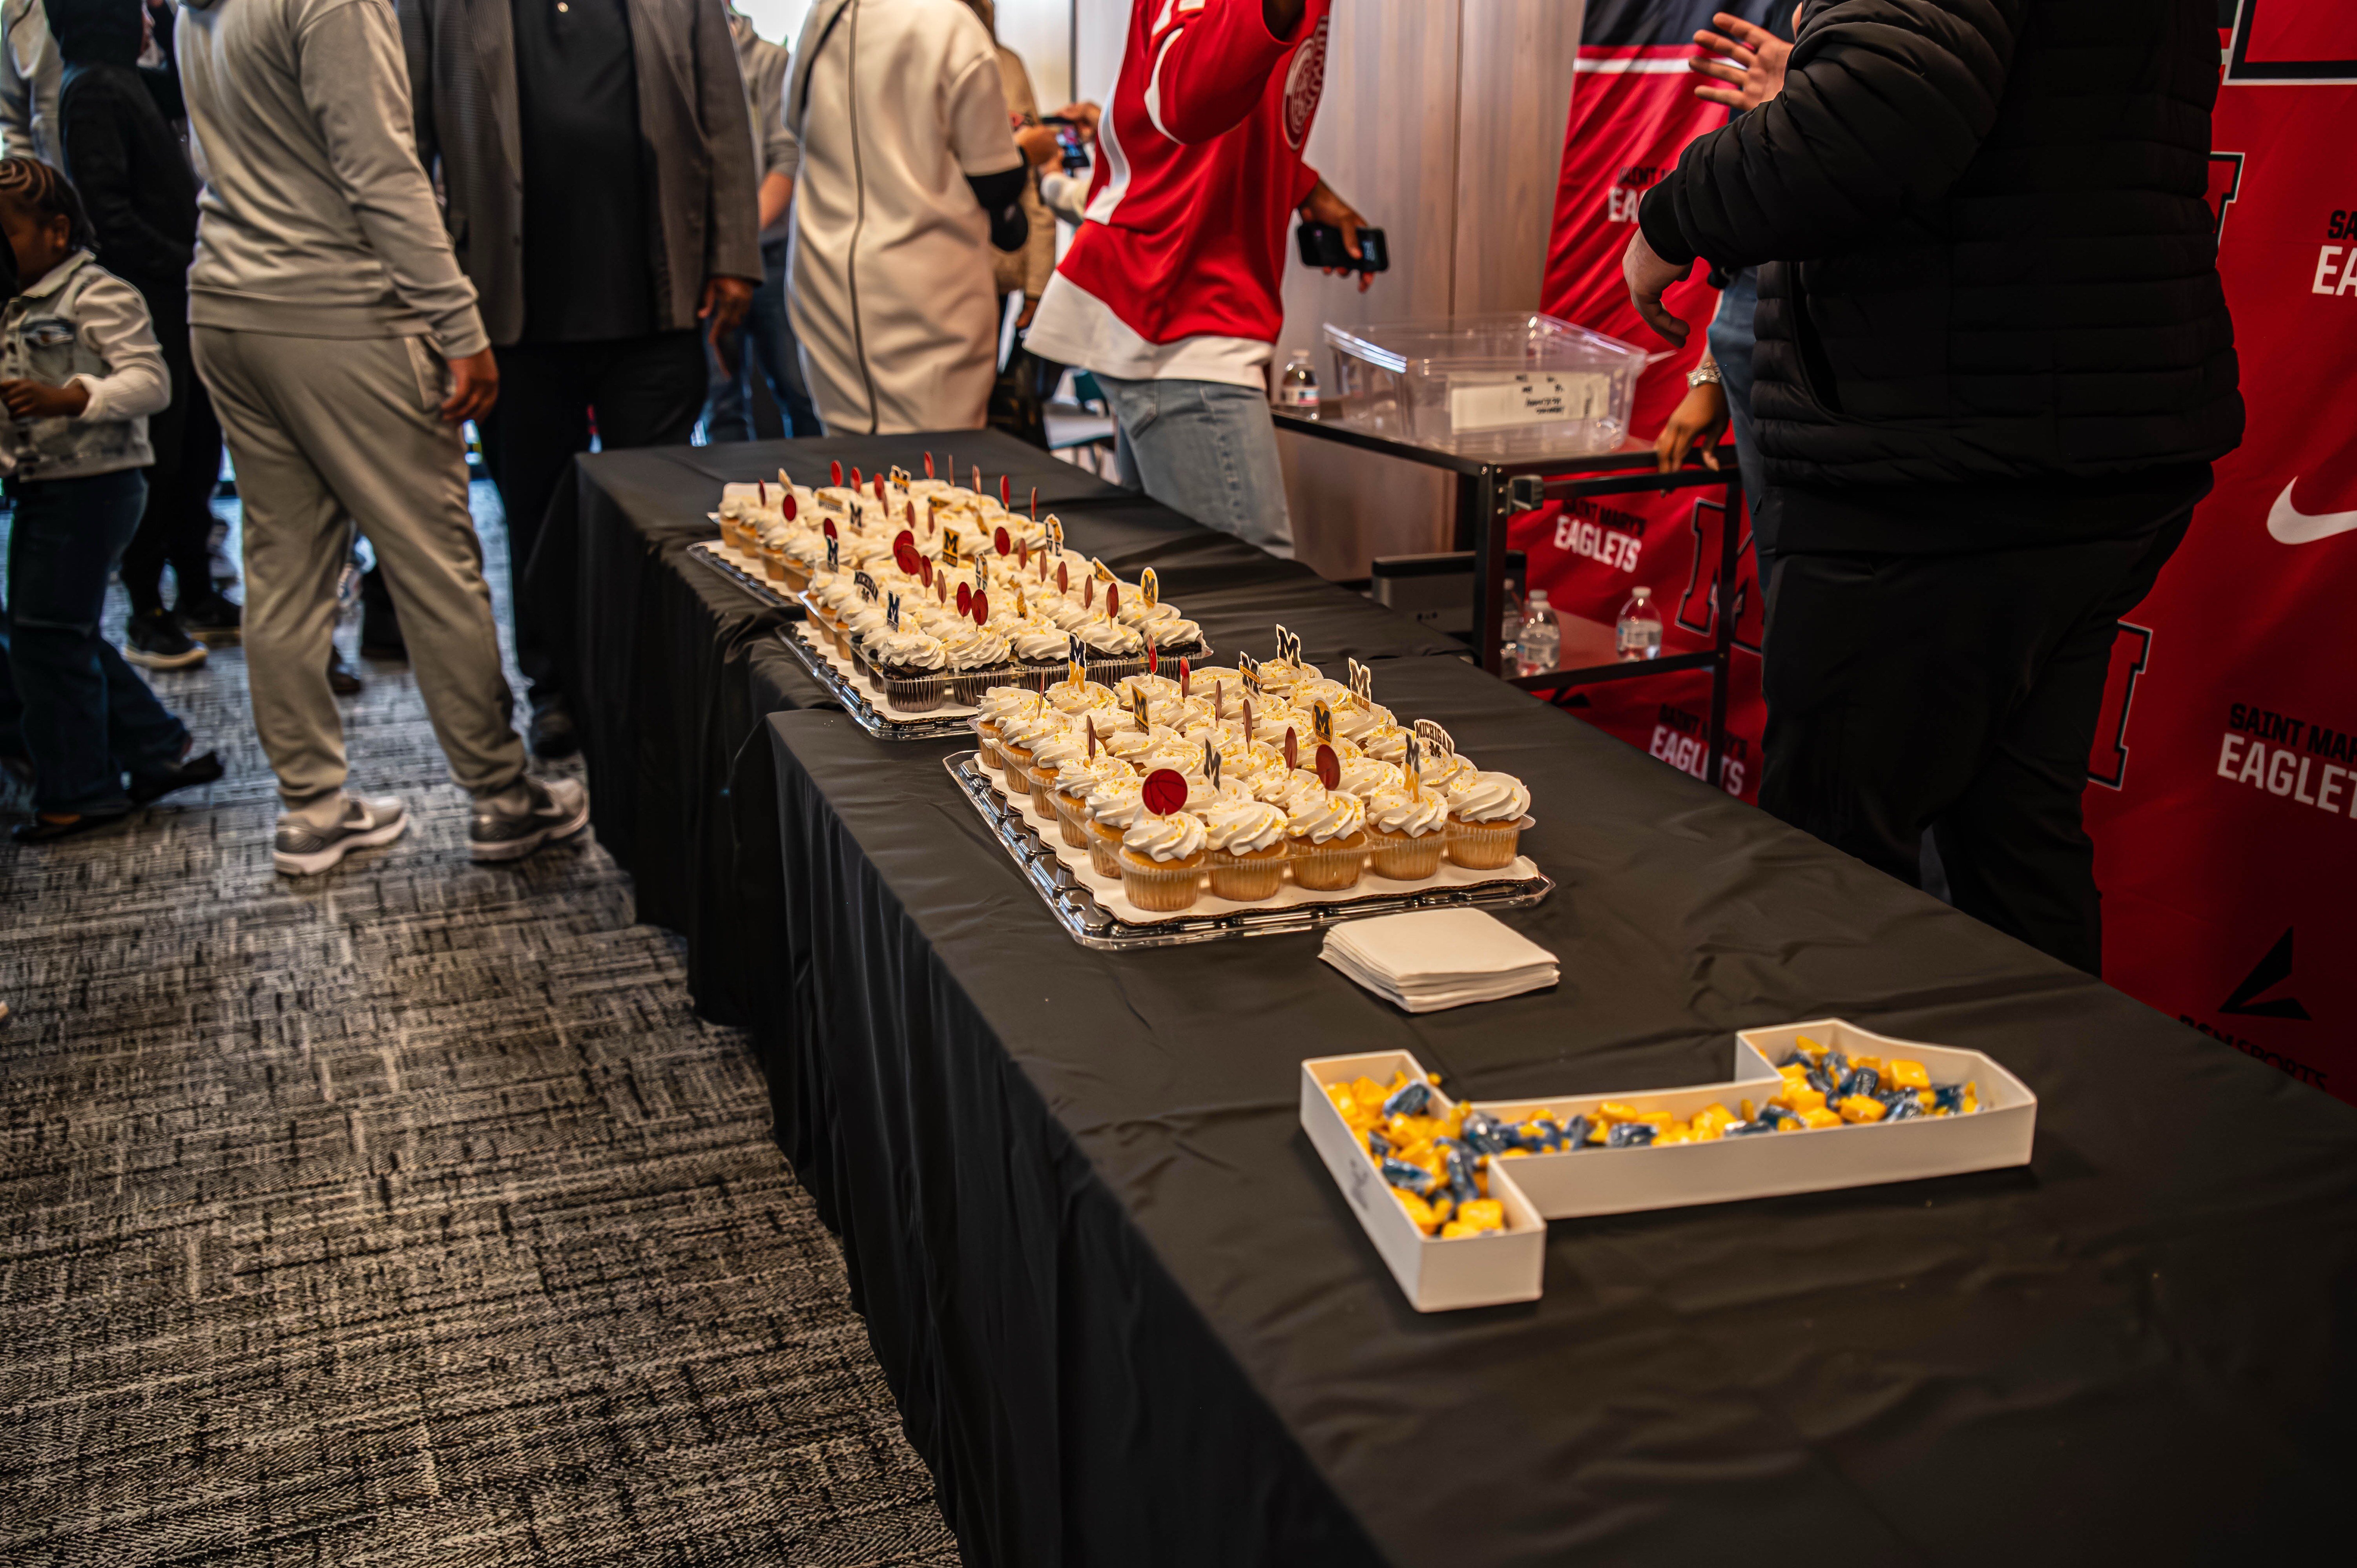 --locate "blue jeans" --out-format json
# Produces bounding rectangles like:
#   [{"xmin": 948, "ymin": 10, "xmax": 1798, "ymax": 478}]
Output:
[
  {"xmin": 0, "ymin": 467, "xmax": 187, "ymax": 813},
  {"xmin": 1096, "ymin": 373, "xmax": 1294, "ymax": 558},
  {"xmin": 708, "ymin": 246, "xmax": 820, "ymax": 441},
  {"xmin": 1707, "ymin": 266, "xmax": 1773, "ymax": 579}
]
